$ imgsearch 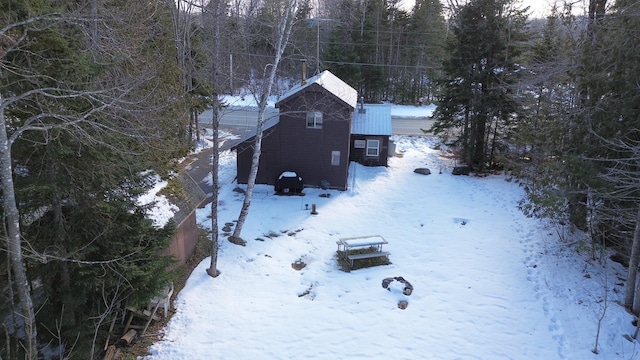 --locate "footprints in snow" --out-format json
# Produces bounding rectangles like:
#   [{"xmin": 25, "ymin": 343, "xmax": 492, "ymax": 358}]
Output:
[{"xmin": 517, "ymin": 221, "xmax": 568, "ymax": 358}]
